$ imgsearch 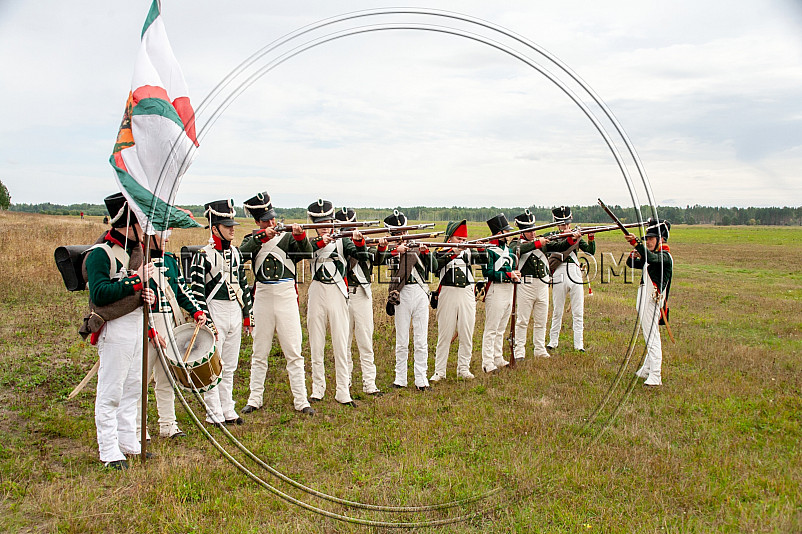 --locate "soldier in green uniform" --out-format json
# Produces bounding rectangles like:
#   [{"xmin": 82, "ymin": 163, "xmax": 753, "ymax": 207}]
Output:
[
  {"xmin": 547, "ymin": 206, "xmax": 596, "ymax": 352},
  {"xmin": 87, "ymin": 193, "xmax": 155, "ymax": 470},
  {"xmin": 305, "ymin": 200, "xmax": 370, "ymax": 406},
  {"xmin": 189, "ymin": 200, "xmax": 253, "ymax": 426},
  {"xmin": 430, "ymin": 220, "xmax": 487, "ymax": 381},
  {"xmin": 625, "ymin": 218, "xmax": 673, "ymax": 386},
  {"xmin": 511, "ymin": 209, "xmax": 567, "ymax": 360},
  {"xmin": 336, "ymin": 208, "xmax": 384, "ymax": 396},
  {"xmin": 385, "ymin": 210, "xmax": 438, "ymax": 390},
  {"xmin": 239, "ymin": 191, "xmax": 315, "ymax": 416},
  {"xmin": 481, "ymin": 214, "xmax": 520, "ymax": 373},
  {"xmin": 141, "ymin": 229, "xmax": 207, "ymax": 439}
]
